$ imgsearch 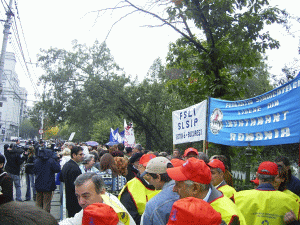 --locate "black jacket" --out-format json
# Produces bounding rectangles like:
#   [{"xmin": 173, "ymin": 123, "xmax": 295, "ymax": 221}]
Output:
[
  {"xmin": 4, "ymin": 146, "xmax": 26, "ymax": 175},
  {"xmin": 34, "ymin": 149, "xmax": 60, "ymax": 192},
  {"xmin": 0, "ymin": 169, "xmax": 13, "ymax": 205},
  {"xmin": 60, "ymin": 159, "xmax": 82, "ymax": 217}
]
